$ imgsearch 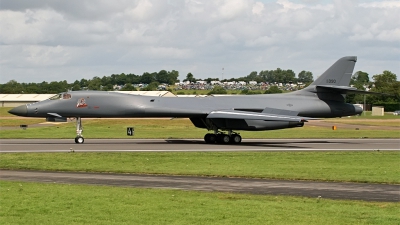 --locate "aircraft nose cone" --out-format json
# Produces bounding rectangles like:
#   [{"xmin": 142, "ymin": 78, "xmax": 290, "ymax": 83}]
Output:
[{"xmin": 8, "ymin": 105, "xmax": 28, "ymax": 116}]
